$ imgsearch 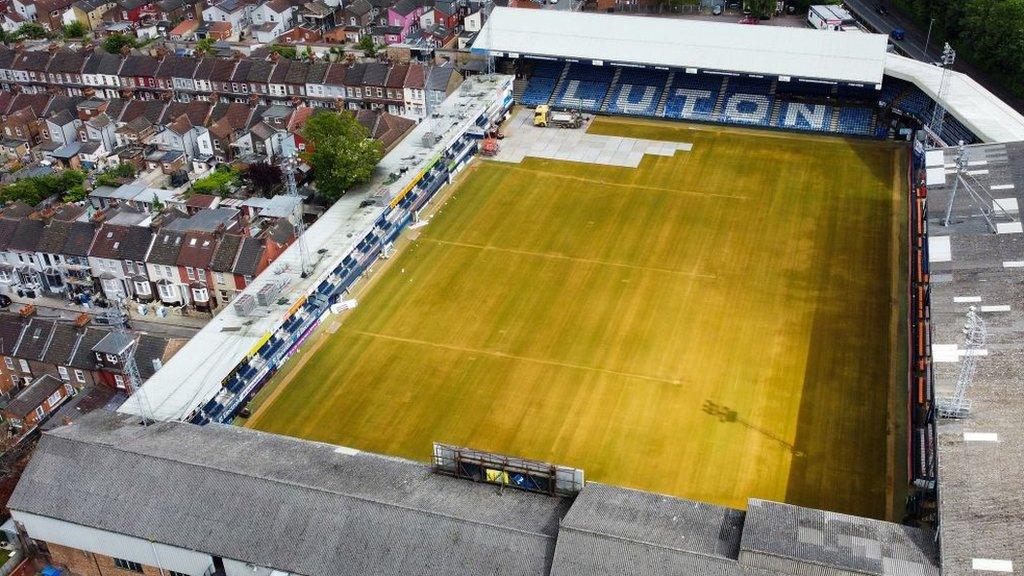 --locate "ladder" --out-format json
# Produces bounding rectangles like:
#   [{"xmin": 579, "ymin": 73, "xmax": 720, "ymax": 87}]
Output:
[{"xmin": 656, "ymin": 70, "xmax": 675, "ymax": 117}]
